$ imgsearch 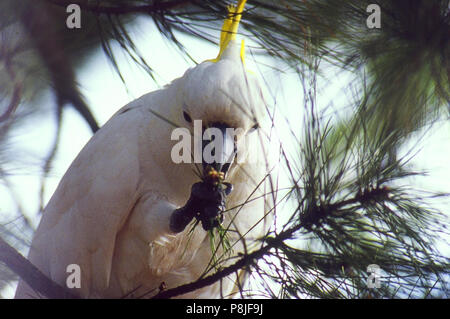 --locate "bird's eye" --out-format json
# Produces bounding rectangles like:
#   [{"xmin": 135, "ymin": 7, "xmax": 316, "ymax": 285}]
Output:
[
  {"xmin": 249, "ymin": 123, "xmax": 259, "ymax": 132},
  {"xmin": 183, "ymin": 111, "xmax": 192, "ymax": 123}
]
